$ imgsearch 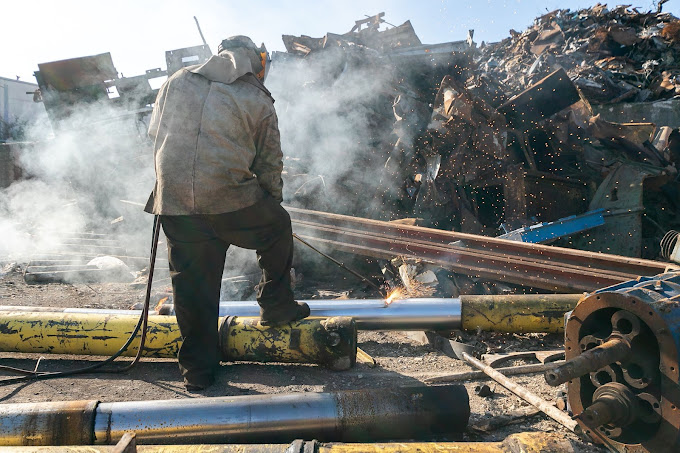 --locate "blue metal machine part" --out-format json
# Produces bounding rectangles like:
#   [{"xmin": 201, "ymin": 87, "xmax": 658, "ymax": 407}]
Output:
[
  {"xmin": 550, "ymin": 271, "xmax": 680, "ymax": 453},
  {"xmin": 498, "ymin": 208, "xmax": 605, "ymax": 244}
]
